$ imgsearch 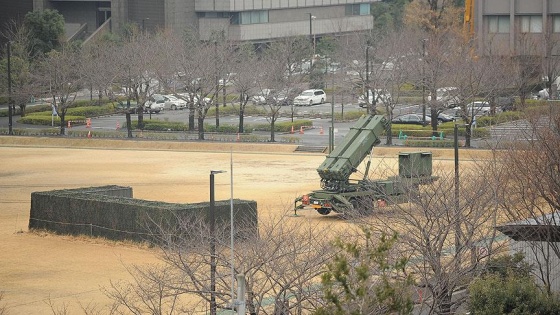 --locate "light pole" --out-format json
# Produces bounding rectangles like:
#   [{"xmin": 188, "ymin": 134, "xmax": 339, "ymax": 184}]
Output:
[
  {"xmin": 422, "ymin": 39, "xmax": 427, "ymax": 126},
  {"xmin": 229, "ymin": 151, "xmax": 235, "ymax": 311},
  {"xmin": 142, "ymin": 18, "xmax": 149, "ymax": 32},
  {"xmin": 307, "ymin": 13, "xmax": 316, "ymax": 64},
  {"xmin": 7, "ymin": 41, "xmax": 13, "ymax": 135},
  {"xmin": 365, "ymin": 45, "xmax": 373, "ymax": 115},
  {"xmin": 214, "ymin": 40, "xmax": 220, "ymax": 128},
  {"xmin": 209, "ymin": 170, "xmax": 226, "ymax": 315}
]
